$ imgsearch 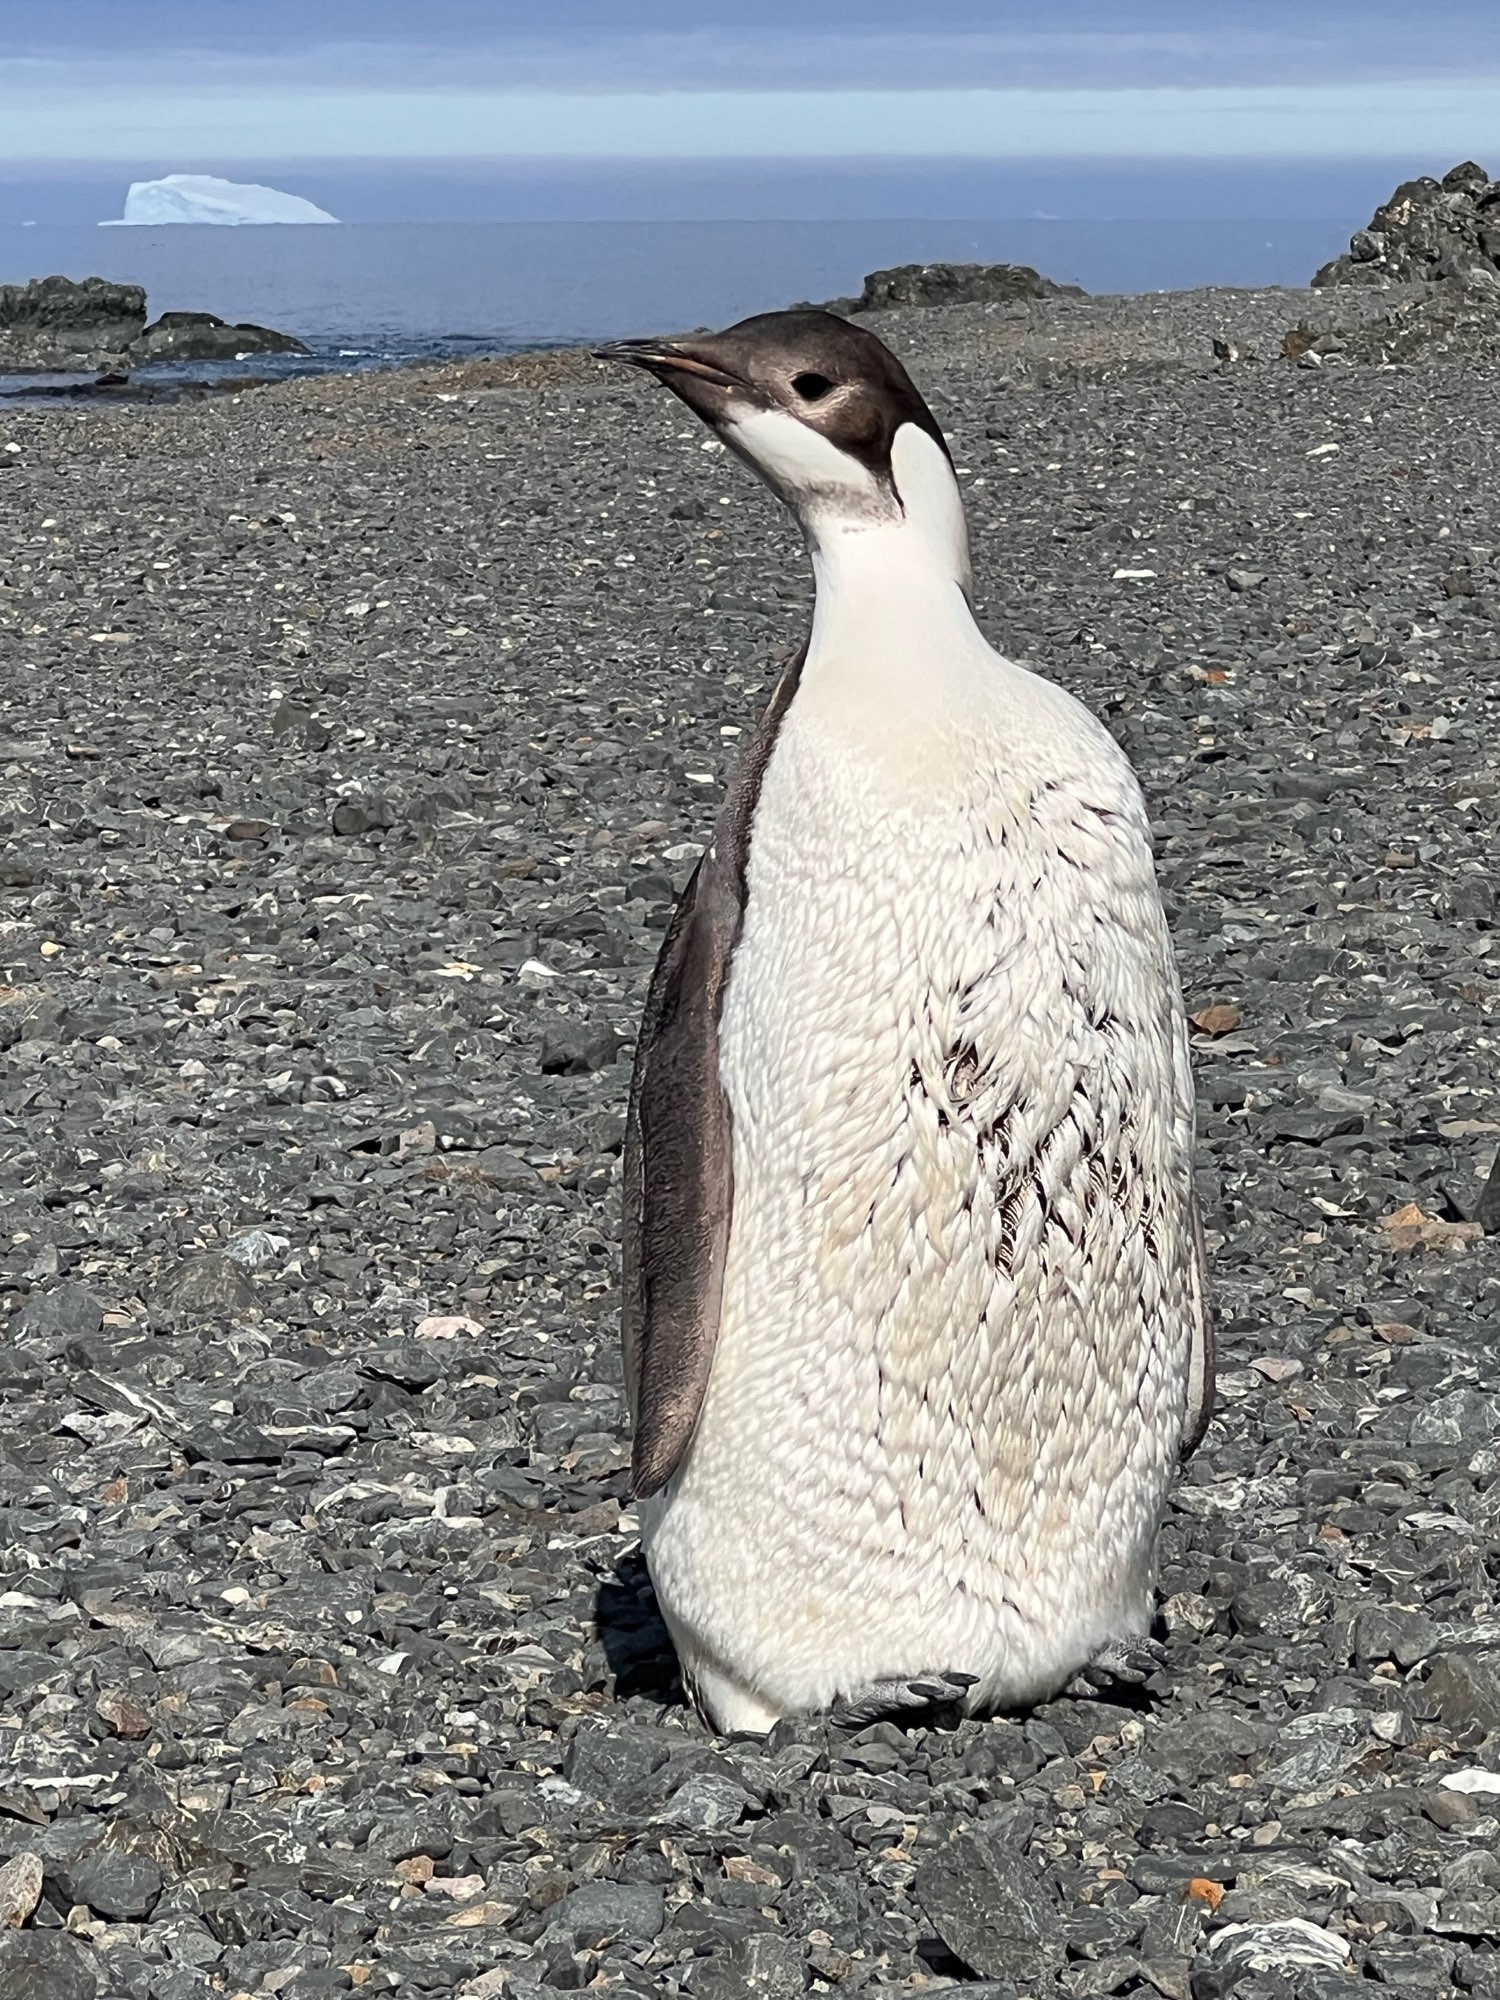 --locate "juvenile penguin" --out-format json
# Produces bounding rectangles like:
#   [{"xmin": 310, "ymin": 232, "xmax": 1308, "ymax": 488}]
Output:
[{"xmin": 599, "ymin": 312, "xmax": 1212, "ymax": 1734}]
